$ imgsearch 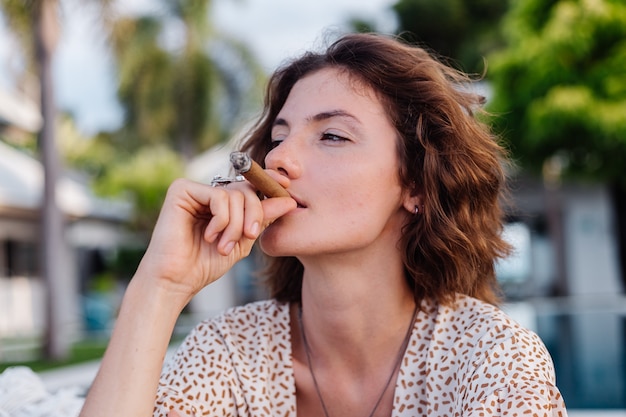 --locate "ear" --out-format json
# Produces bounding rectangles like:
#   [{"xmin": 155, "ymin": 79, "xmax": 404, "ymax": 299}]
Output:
[{"xmin": 402, "ymin": 190, "xmax": 424, "ymax": 215}]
